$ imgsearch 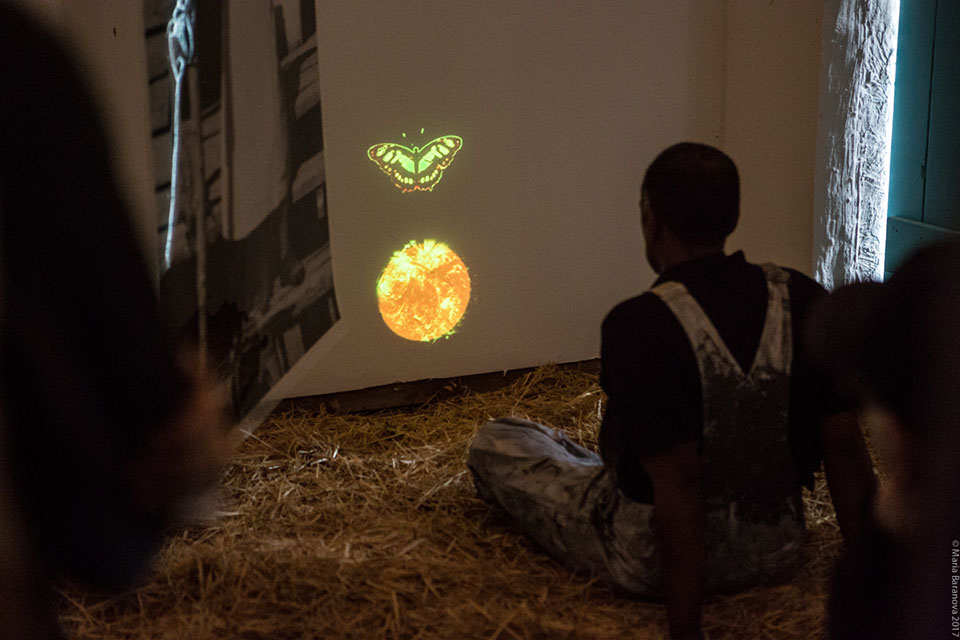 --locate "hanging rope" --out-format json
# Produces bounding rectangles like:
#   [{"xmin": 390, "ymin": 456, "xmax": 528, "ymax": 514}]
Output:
[{"xmin": 164, "ymin": 0, "xmax": 196, "ymax": 269}]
